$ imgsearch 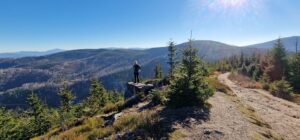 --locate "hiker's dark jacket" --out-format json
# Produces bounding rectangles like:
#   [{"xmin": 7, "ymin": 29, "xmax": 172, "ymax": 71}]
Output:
[{"xmin": 133, "ymin": 64, "xmax": 141, "ymax": 74}]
